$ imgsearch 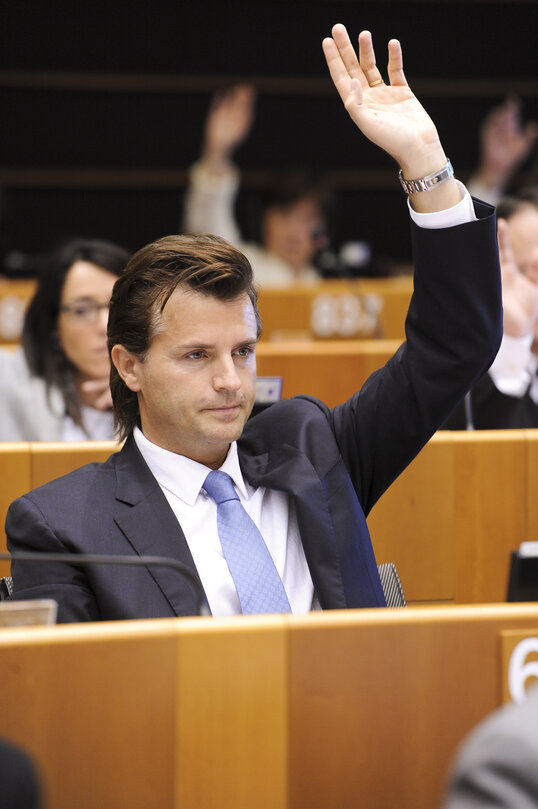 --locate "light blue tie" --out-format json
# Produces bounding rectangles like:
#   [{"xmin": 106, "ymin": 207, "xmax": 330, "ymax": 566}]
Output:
[{"xmin": 203, "ymin": 470, "xmax": 291, "ymax": 614}]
